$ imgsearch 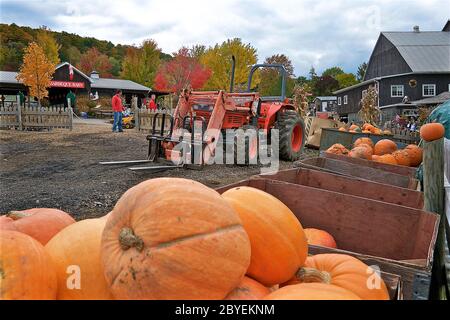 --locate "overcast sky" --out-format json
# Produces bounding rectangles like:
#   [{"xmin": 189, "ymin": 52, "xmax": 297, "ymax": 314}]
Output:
[{"xmin": 1, "ymin": 0, "xmax": 449, "ymax": 76}]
